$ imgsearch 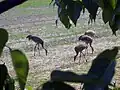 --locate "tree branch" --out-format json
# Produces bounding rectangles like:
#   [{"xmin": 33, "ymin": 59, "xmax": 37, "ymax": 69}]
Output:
[{"xmin": 0, "ymin": 0, "xmax": 28, "ymax": 14}]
